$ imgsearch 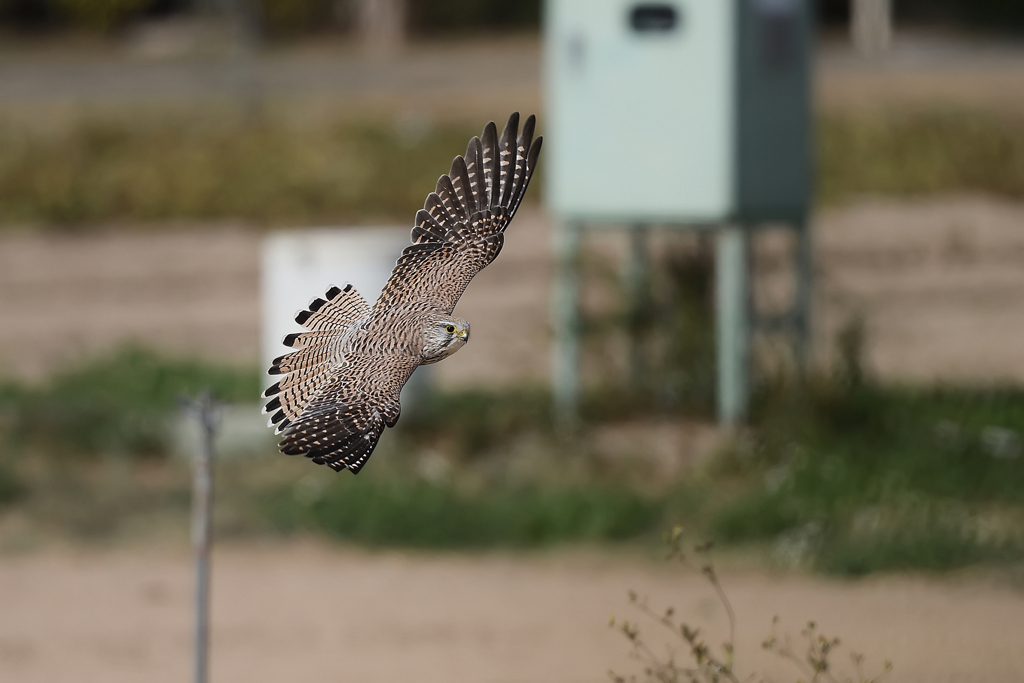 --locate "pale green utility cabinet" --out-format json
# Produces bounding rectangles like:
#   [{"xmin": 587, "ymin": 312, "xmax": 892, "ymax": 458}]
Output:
[
  {"xmin": 546, "ymin": 0, "xmax": 811, "ymax": 222},
  {"xmin": 544, "ymin": 0, "xmax": 814, "ymax": 424}
]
